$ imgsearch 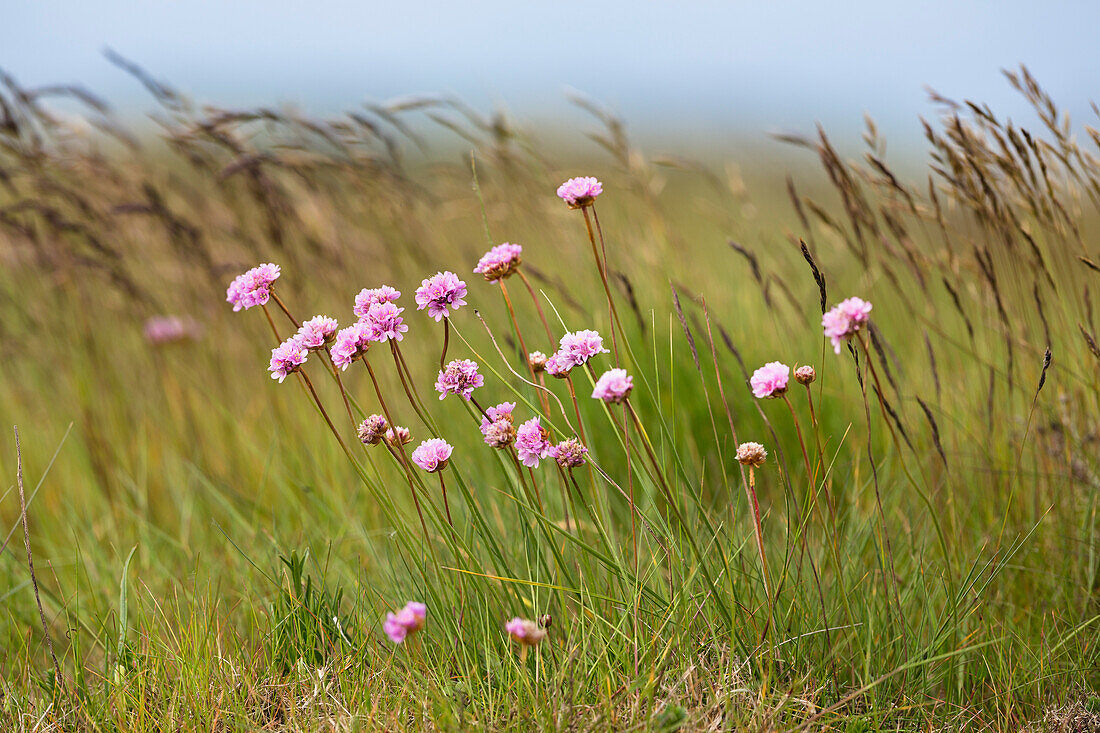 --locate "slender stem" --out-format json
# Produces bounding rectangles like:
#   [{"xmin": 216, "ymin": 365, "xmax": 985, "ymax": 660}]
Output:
[
  {"xmin": 389, "ymin": 343, "xmax": 434, "ymax": 430},
  {"xmin": 500, "ymin": 279, "xmax": 550, "ymax": 414},
  {"xmin": 323, "ymin": 349, "xmax": 358, "ymax": 430},
  {"xmin": 260, "ymin": 304, "xmax": 282, "ymax": 342},
  {"xmin": 270, "ymin": 291, "xmax": 300, "ymax": 328},
  {"xmin": 439, "ymin": 472, "xmax": 454, "ymax": 528},
  {"xmin": 299, "ymin": 370, "xmax": 350, "ymax": 454},
  {"xmin": 746, "ymin": 466, "xmax": 774, "ymax": 602},
  {"xmin": 782, "ymin": 393, "xmax": 817, "ymax": 506},
  {"xmin": 517, "ymin": 269, "xmax": 555, "ymax": 348},
  {"xmin": 563, "ymin": 378, "xmax": 588, "ymax": 445},
  {"xmin": 581, "ymin": 206, "xmax": 621, "ymax": 365},
  {"xmin": 440, "ymin": 318, "xmax": 451, "ymax": 371}
]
